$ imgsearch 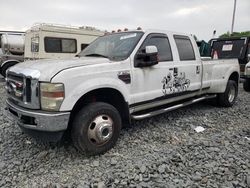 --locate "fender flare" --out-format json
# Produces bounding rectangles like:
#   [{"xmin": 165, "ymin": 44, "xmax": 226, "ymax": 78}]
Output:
[
  {"xmin": 208, "ymin": 61, "xmax": 239, "ymax": 94},
  {"xmin": 59, "ymin": 78, "xmax": 130, "ymax": 111}
]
